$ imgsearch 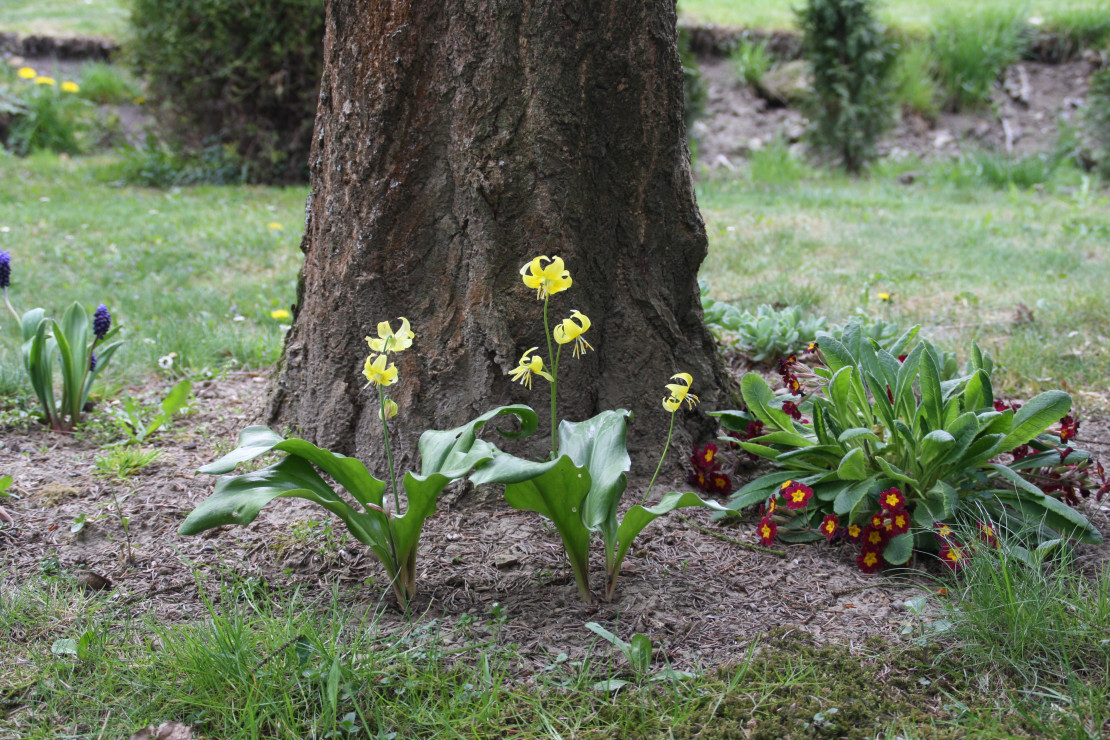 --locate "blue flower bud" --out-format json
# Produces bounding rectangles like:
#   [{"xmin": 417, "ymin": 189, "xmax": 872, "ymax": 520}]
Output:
[
  {"xmin": 93, "ymin": 304, "xmax": 111, "ymax": 340},
  {"xmin": 89, "ymin": 353, "xmax": 97, "ymax": 372},
  {"xmin": 0, "ymin": 251, "xmax": 10, "ymax": 290}
]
